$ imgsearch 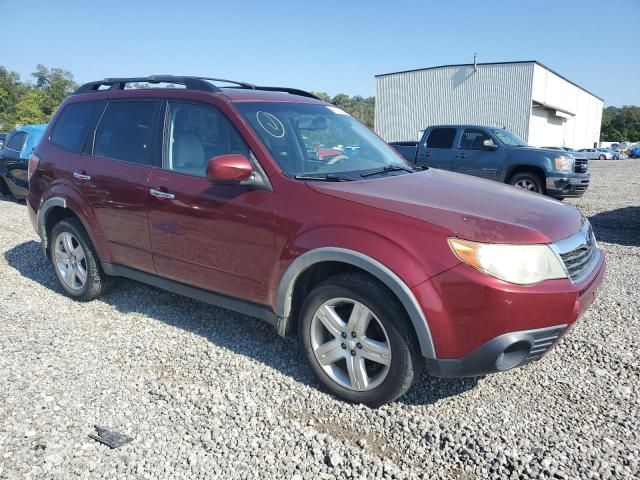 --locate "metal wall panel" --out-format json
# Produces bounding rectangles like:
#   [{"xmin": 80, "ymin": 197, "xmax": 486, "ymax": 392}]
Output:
[{"xmin": 375, "ymin": 63, "xmax": 535, "ymax": 142}]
